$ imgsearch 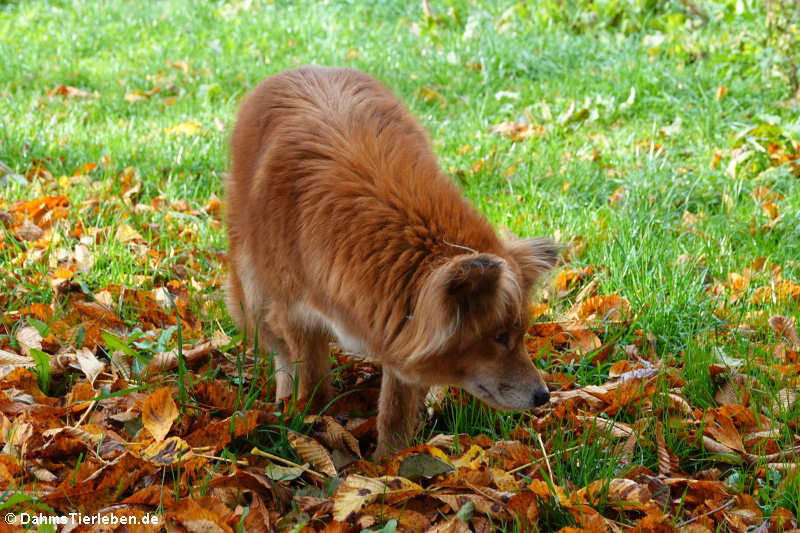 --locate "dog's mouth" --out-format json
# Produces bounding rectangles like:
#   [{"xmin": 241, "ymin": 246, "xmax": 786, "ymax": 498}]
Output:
[
  {"xmin": 470, "ymin": 383, "xmax": 516, "ymax": 411},
  {"xmin": 467, "ymin": 381, "xmax": 543, "ymax": 411}
]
